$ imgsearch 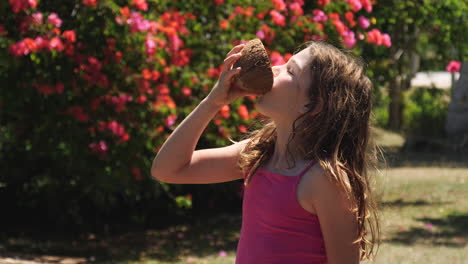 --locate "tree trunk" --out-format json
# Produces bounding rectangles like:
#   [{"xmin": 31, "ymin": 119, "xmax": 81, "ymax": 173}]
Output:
[{"xmin": 389, "ymin": 75, "xmax": 402, "ymax": 130}]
